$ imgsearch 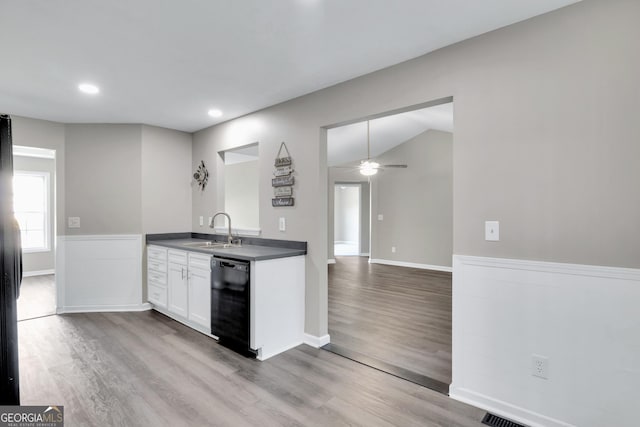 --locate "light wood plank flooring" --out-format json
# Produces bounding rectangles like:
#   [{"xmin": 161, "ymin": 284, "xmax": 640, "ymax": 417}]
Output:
[
  {"xmin": 17, "ymin": 274, "xmax": 56, "ymax": 321},
  {"xmin": 18, "ymin": 311, "xmax": 483, "ymax": 426},
  {"xmin": 329, "ymin": 257, "xmax": 452, "ymax": 385}
]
